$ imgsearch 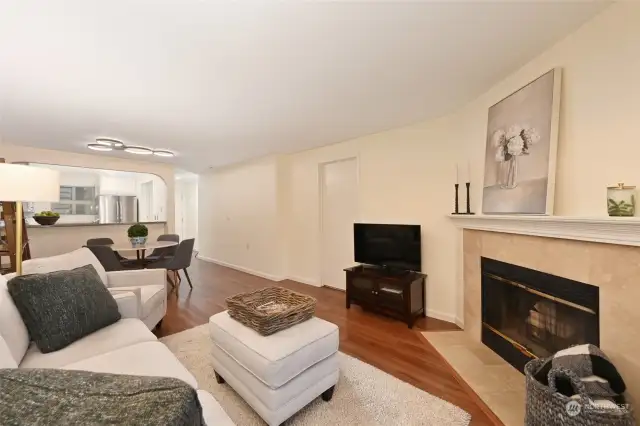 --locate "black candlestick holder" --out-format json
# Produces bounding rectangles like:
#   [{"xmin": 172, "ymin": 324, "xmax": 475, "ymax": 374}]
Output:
[
  {"xmin": 452, "ymin": 183, "xmax": 460, "ymax": 214},
  {"xmin": 465, "ymin": 182, "xmax": 475, "ymax": 215},
  {"xmin": 452, "ymin": 182, "xmax": 475, "ymax": 215}
]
